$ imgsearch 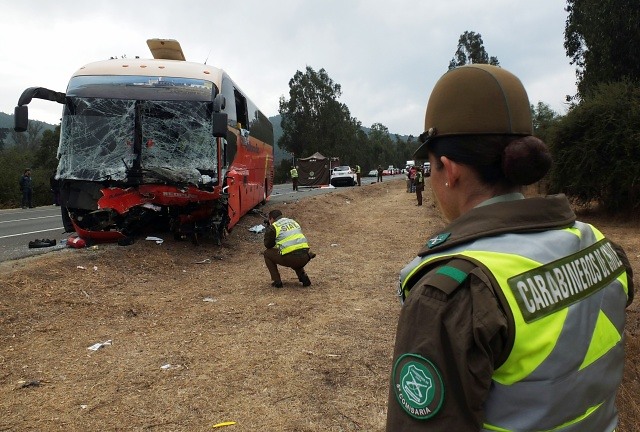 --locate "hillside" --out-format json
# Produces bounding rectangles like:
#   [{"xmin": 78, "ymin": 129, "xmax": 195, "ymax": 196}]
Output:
[{"xmin": 0, "ymin": 178, "xmax": 639, "ymax": 431}]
